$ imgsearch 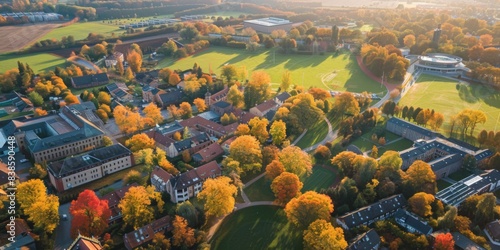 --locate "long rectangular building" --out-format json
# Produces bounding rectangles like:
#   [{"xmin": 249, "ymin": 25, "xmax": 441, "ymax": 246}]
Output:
[{"xmin": 48, "ymin": 144, "xmax": 133, "ymax": 192}]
